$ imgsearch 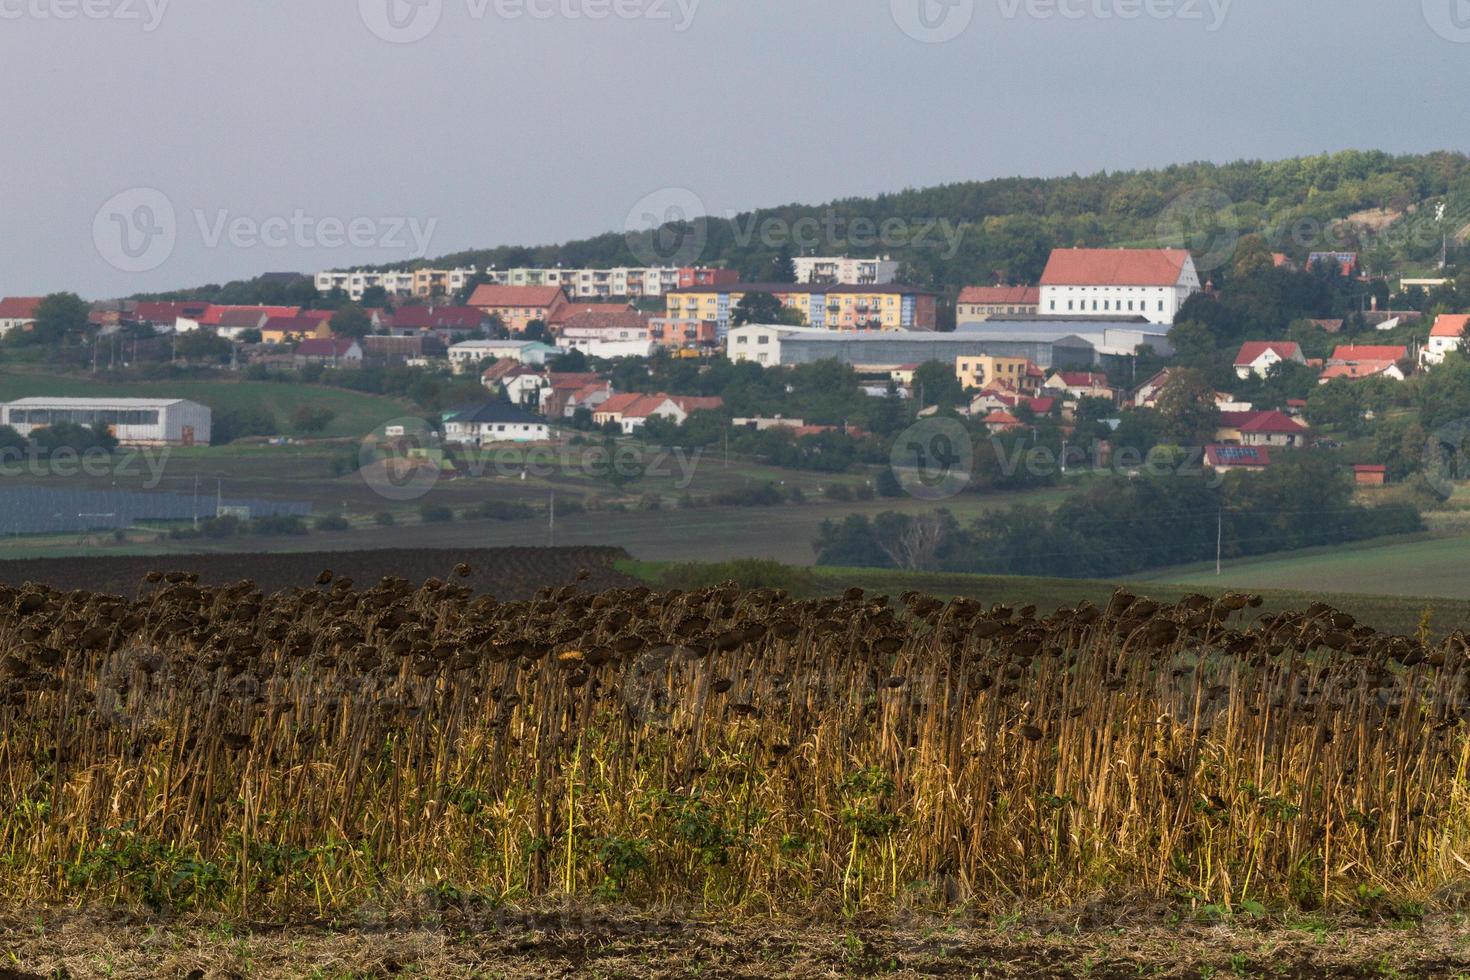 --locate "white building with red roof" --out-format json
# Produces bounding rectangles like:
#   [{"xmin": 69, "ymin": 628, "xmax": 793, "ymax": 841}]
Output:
[
  {"xmin": 1234, "ymin": 341, "xmax": 1305, "ymax": 379},
  {"xmin": 1321, "ymin": 345, "xmax": 1409, "ymax": 383},
  {"xmin": 1038, "ymin": 248, "xmax": 1200, "ymax": 325},
  {"xmin": 0, "ymin": 297, "xmax": 42, "ymax": 337},
  {"xmin": 1422, "ymin": 314, "xmax": 1469, "ymax": 367}
]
